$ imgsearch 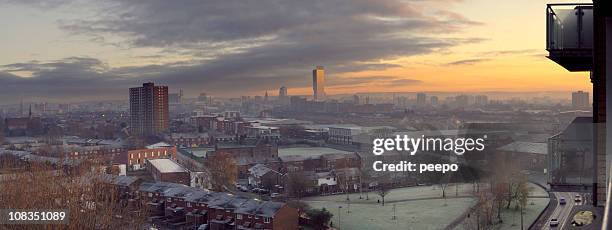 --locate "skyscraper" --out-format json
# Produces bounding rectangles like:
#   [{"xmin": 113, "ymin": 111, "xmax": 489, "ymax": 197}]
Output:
[
  {"xmin": 572, "ymin": 91, "xmax": 589, "ymax": 109},
  {"xmin": 130, "ymin": 82, "xmax": 169, "ymax": 137},
  {"xmin": 416, "ymin": 93, "xmax": 427, "ymax": 107},
  {"xmin": 430, "ymin": 96, "xmax": 439, "ymax": 107},
  {"xmin": 278, "ymin": 86, "xmax": 288, "ymax": 105},
  {"xmin": 279, "ymin": 86, "xmax": 287, "ymax": 98},
  {"xmin": 312, "ymin": 66, "xmax": 326, "ymax": 101}
]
